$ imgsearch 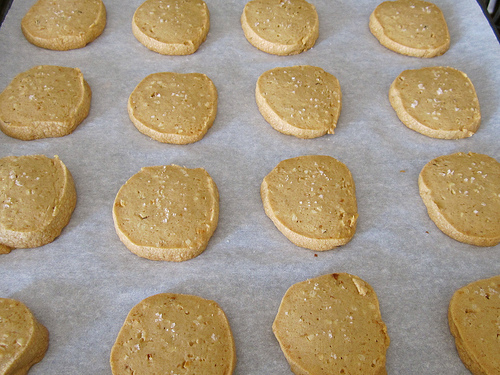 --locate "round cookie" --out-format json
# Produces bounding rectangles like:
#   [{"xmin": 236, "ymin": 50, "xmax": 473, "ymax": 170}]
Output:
[
  {"xmin": 256, "ymin": 65, "xmax": 342, "ymax": 139},
  {"xmin": 21, "ymin": 0, "xmax": 106, "ymax": 51},
  {"xmin": 261, "ymin": 155, "xmax": 358, "ymax": 251},
  {"xmin": 0, "ymin": 155, "xmax": 77, "ymax": 252},
  {"xmin": 113, "ymin": 164, "xmax": 219, "ymax": 261},
  {"xmin": 132, "ymin": 0, "xmax": 210, "ymax": 55},
  {"xmin": 418, "ymin": 152, "xmax": 500, "ymax": 246},
  {"xmin": 128, "ymin": 72, "xmax": 217, "ymax": 144},
  {"xmin": 0, "ymin": 298, "xmax": 49, "ymax": 374},
  {"xmin": 369, "ymin": 0, "xmax": 450, "ymax": 58},
  {"xmin": 0, "ymin": 65, "xmax": 91, "ymax": 141},
  {"xmin": 448, "ymin": 275, "xmax": 500, "ymax": 374},
  {"xmin": 273, "ymin": 273, "xmax": 390, "ymax": 375},
  {"xmin": 110, "ymin": 293, "xmax": 236, "ymax": 375},
  {"xmin": 389, "ymin": 66, "xmax": 481, "ymax": 139},
  {"xmin": 241, "ymin": 0, "xmax": 319, "ymax": 55}
]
